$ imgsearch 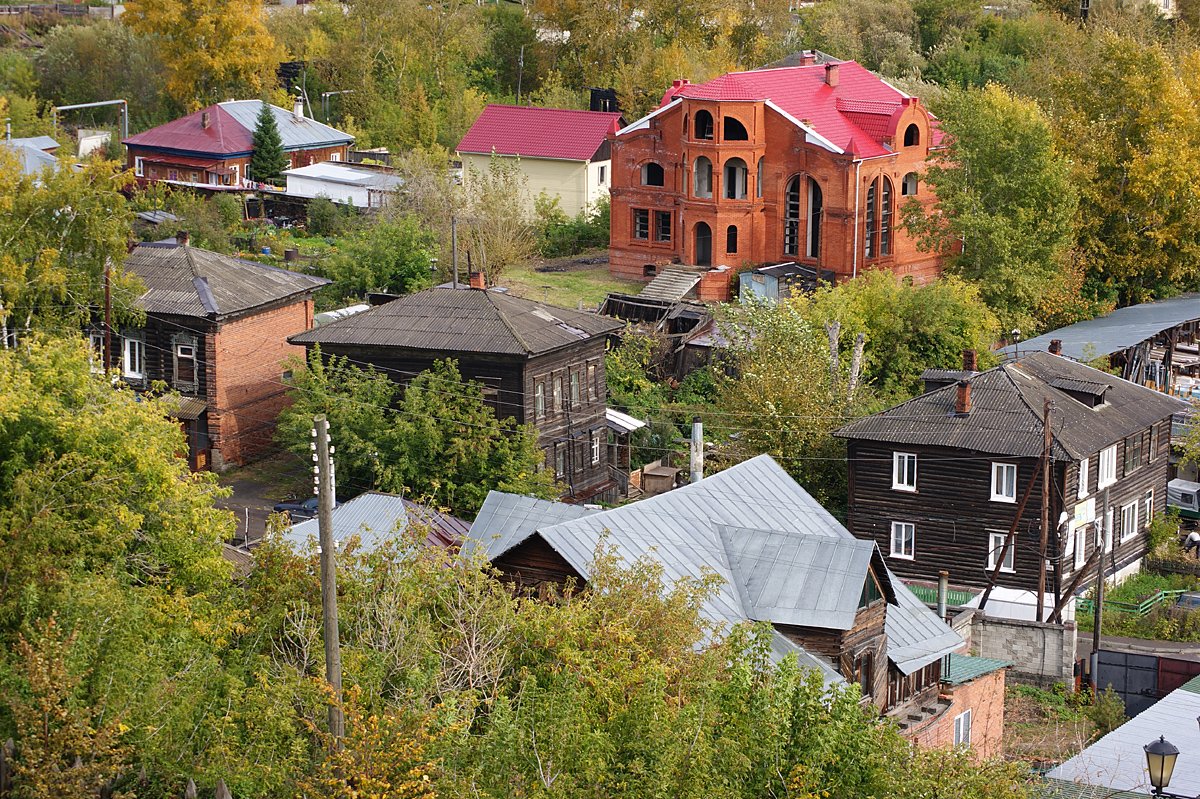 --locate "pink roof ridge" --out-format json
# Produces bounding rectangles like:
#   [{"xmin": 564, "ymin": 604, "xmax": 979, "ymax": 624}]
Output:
[{"xmin": 456, "ymin": 104, "xmax": 624, "ymax": 162}]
